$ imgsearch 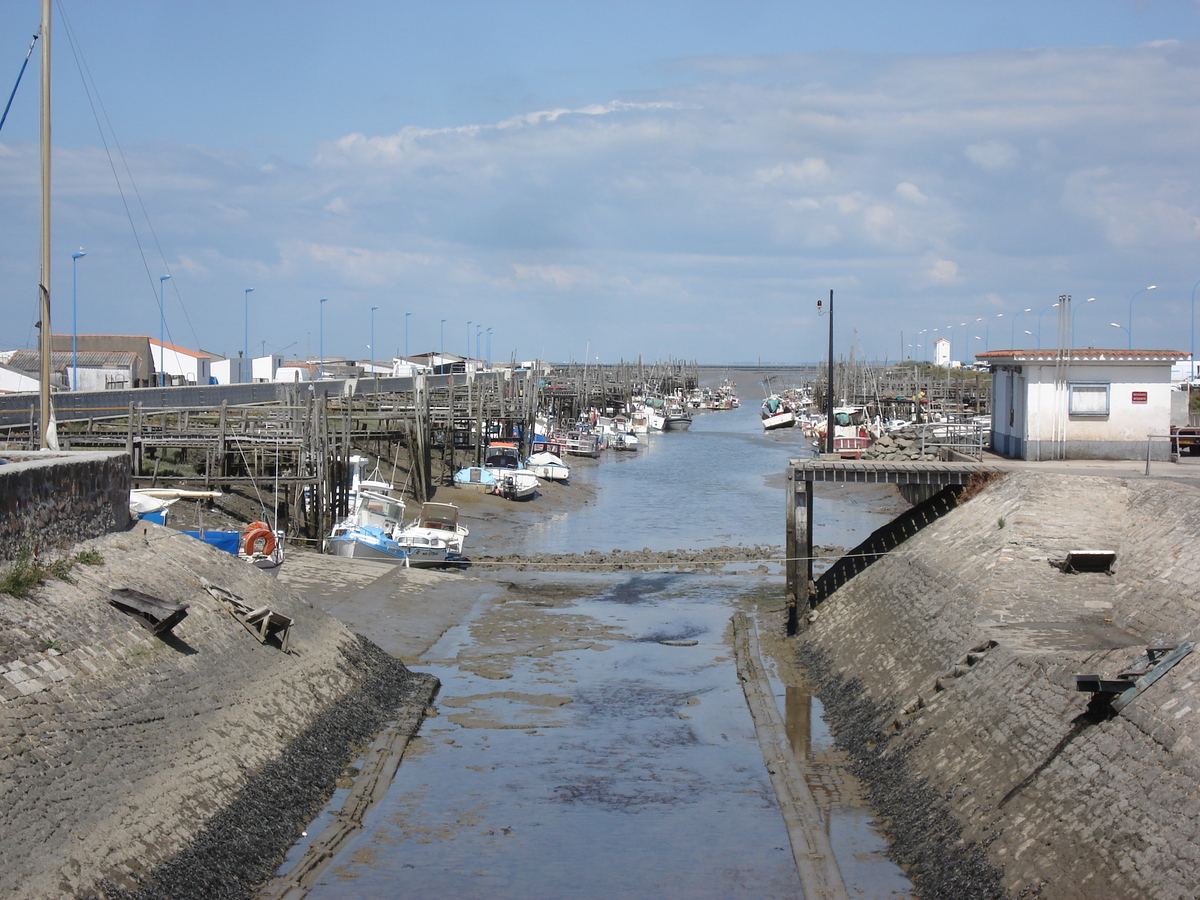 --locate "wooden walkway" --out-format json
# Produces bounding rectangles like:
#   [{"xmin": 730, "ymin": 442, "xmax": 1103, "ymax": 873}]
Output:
[{"xmin": 784, "ymin": 458, "xmax": 998, "ymax": 633}]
